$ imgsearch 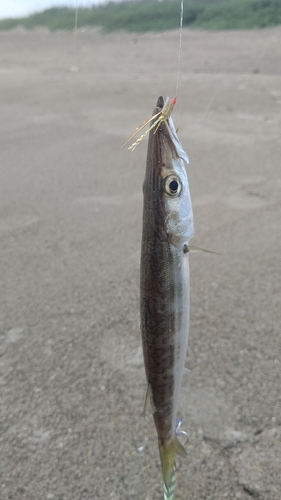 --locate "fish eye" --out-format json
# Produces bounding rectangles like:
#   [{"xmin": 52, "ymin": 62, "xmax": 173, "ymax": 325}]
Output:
[
  {"xmin": 163, "ymin": 175, "xmax": 182, "ymax": 196},
  {"xmin": 169, "ymin": 180, "xmax": 178, "ymax": 192}
]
